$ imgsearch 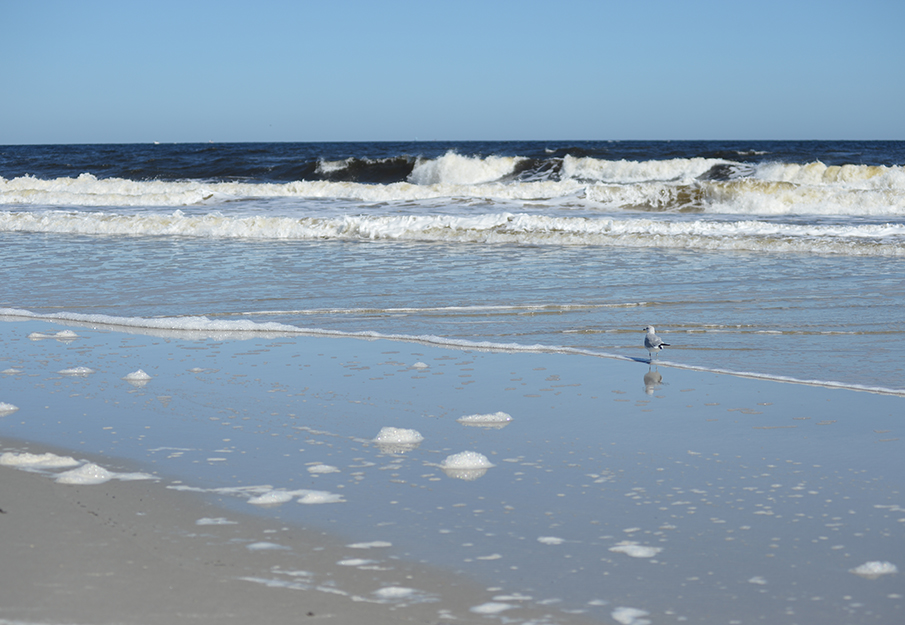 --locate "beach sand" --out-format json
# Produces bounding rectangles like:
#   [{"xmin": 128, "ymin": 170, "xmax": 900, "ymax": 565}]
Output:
[{"xmin": 1, "ymin": 319, "xmax": 903, "ymax": 624}]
